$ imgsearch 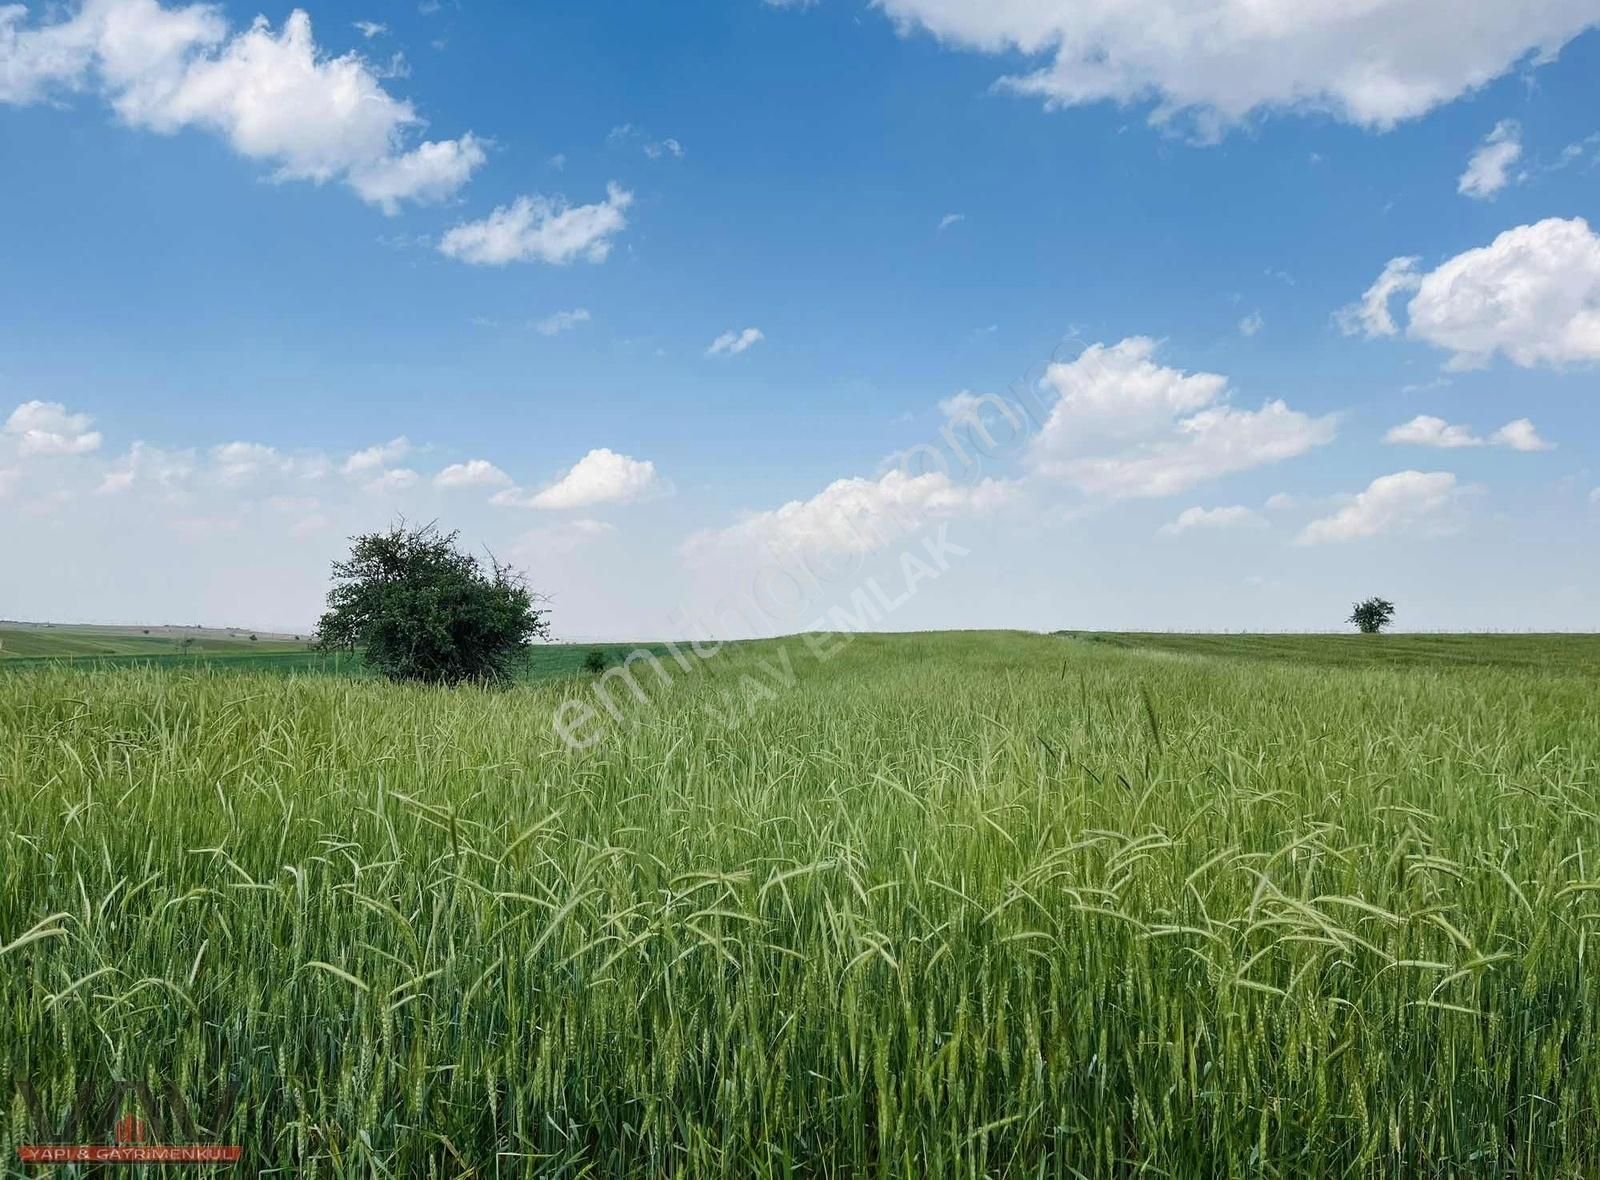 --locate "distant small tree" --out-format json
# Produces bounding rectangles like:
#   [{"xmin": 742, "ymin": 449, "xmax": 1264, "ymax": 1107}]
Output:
[
  {"xmin": 1348, "ymin": 597, "xmax": 1397, "ymax": 635},
  {"xmin": 583, "ymin": 649, "xmax": 609, "ymax": 675},
  {"xmin": 316, "ymin": 522, "xmax": 550, "ymax": 685}
]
